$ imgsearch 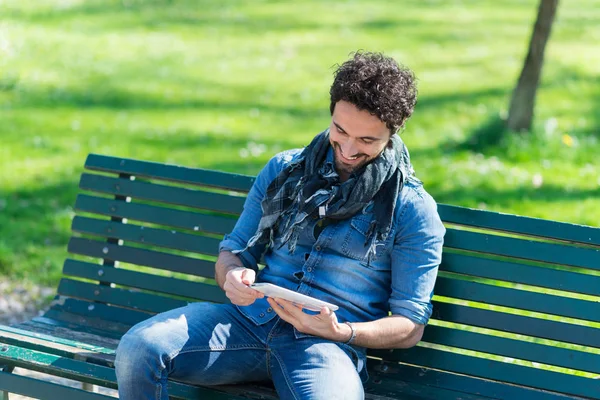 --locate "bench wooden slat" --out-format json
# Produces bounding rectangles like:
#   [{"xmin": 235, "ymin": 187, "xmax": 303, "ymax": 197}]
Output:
[
  {"xmin": 75, "ymin": 194, "xmax": 237, "ymax": 235},
  {"xmin": 67, "ymin": 237, "xmax": 215, "ymax": 278},
  {"xmin": 0, "ymin": 342, "xmax": 116, "ymax": 388},
  {"xmin": 71, "ymin": 216, "xmax": 222, "ymax": 257},
  {"xmin": 63, "ymin": 259, "xmax": 219, "ymax": 302},
  {"xmin": 0, "ymin": 343, "xmax": 253, "ymax": 400},
  {"xmin": 420, "ymin": 325, "xmax": 600, "ymax": 375},
  {"xmin": 30, "ymin": 313, "xmax": 129, "ymax": 339},
  {"xmin": 0, "ymin": 325, "xmax": 116, "ymax": 367},
  {"xmin": 57, "ymin": 278, "xmax": 227, "ymax": 313},
  {"xmin": 432, "ymin": 301, "xmax": 600, "ymax": 348},
  {"xmin": 58, "ymin": 278, "xmax": 189, "ymax": 313},
  {"xmin": 375, "ymin": 345, "xmax": 598, "ymax": 399},
  {"xmin": 79, "ymin": 173, "xmax": 246, "ymax": 216},
  {"xmin": 438, "ymin": 204, "xmax": 600, "ymax": 246},
  {"xmin": 85, "ymin": 154, "xmax": 255, "ymax": 193},
  {"xmin": 0, "ymin": 371, "xmax": 112, "ymax": 400},
  {"xmin": 50, "ymin": 299, "xmax": 150, "ymax": 328},
  {"xmin": 46, "ymin": 299, "xmax": 150, "ymax": 333},
  {"xmin": 366, "ymin": 359, "xmax": 581, "ymax": 400},
  {"xmin": 445, "ymin": 228, "xmax": 600, "ymax": 271},
  {"xmin": 435, "ymin": 276, "xmax": 600, "ymax": 323},
  {"xmin": 441, "ymin": 252, "xmax": 600, "ymax": 297},
  {"xmin": 365, "ymin": 374, "xmax": 495, "ymax": 400}
]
